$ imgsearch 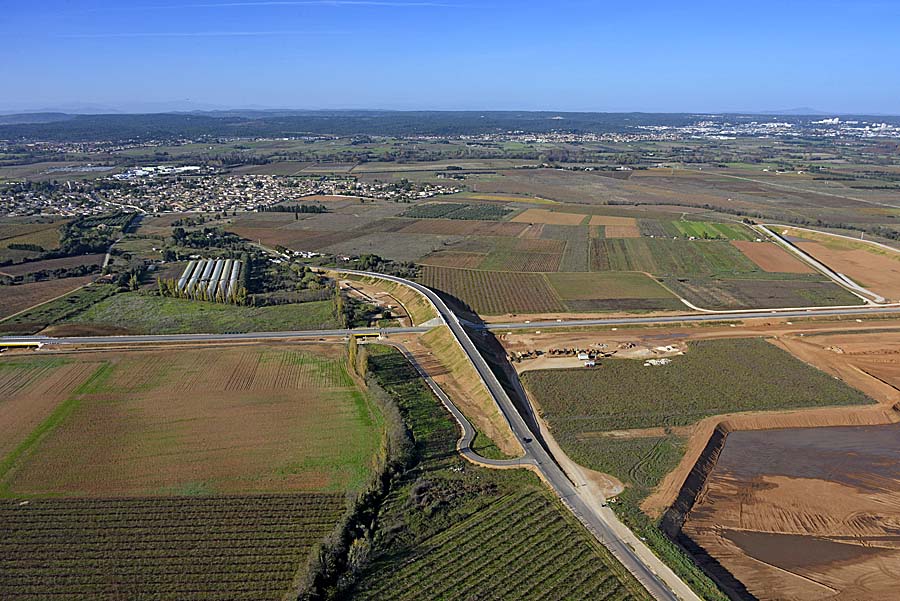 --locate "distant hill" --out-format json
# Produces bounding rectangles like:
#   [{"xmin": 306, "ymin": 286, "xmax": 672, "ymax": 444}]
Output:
[
  {"xmin": 0, "ymin": 109, "xmax": 896, "ymax": 142},
  {"xmin": 0, "ymin": 112, "xmax": 75, "ymax": 125},
  {"xmin": 758, "ymin": 107, "xmax": 826, "ymax": 116}
]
